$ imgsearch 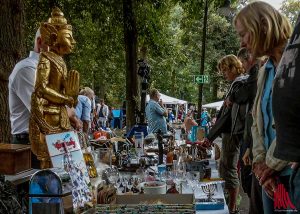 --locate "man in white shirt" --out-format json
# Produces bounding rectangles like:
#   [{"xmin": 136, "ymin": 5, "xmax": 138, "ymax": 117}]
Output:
[
  {"xmin": 96, "ymin": 99, "xmax": 109, "ymax": 128},
  {"xmin": 9, "ymin": 28, "xmax": 47, "ymax": 167}
]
